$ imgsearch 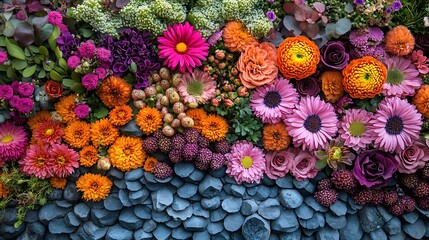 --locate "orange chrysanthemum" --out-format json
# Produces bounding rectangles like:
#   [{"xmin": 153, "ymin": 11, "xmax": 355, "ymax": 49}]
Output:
[
  {"xmin": 186, "ymin": 108, "xmax": 208, "ymax": 132},
  {"xmin": 223, "ymin": 21, "xmax": 258, "ymax": 52},
  {"xmin": 90, "ymin": 119, "xmax": 119, "ymax": 147},
  {"xmin": 109, "ymin": 105, "xmax": 133, "ymax": 126},
  {"xmin": 76, "ymin": 173, "xmax": 112, "ymax": 201},
  {"xmin": 413, "ymin": 85, "xmax": 429, "ymax": 118},
  {"xmin": 0, "ymin": 179, "xmax": 10, "ymax": 198},
  {"xmin": 385, "ymin": 25, "xmax": 415, "ymax": 57},
  {"xmin": 342, "ymin": 56, "xmax": 387, "ymax": 99},
  {"xmin": 263, "ymin": 122, "xmax": 291, "ymax": 151},
  {"xmin": 97, "ymin": 76, "xmax": 132, "ymax": 108},
  {"xmin": 201, "ymin": 114, "xmax": 229, "ymax": 142},
  {"xmin": 63, "ymin": 120, "xmax": 91, "ymax": 148},
  {"xmin": 55, "ymin": 94, "xmax": 79, "ymax": 123},
  {"xmin": 277, "ymin": 36, "xmax": 320, "ymax": 80},
  {"xmin": 50, "ymin": 177, "xmax": 67, "ymax": 189},
  {"xmin": 143, "ymin": 156, "xmax": 158, "ymax": 173},
  {"xmin": 28, "ymin": 110, "xmax": 52, "ymax": 130},
  {"xmin": 320, "ymin": 70, "xmax": 345, "ymax": 103},
  {"xmin": 79, "ymin": 145, "xmax": 99, "ymax": 167},
  {"xmin": 108, "ymin": 136, "xmax": 146, "ymax": 171},
  {"xmin": 136, "ymin": 107, "xmax": 163, "ymax": 135}
]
